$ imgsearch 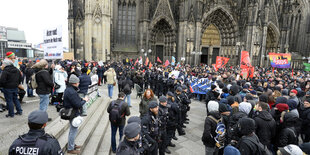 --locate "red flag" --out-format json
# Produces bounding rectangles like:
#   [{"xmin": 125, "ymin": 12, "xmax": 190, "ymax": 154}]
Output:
[
  {"xmin": 149, "ymin": 62, "xmax": 153, "ymax": 69},
  {"xmin": 145, "ymin": 57, "xmax": 149, "ymax": 66},
  {"xmin": 134, "ymin": 58, "xmax": 139, "ymax": 66},
  {"xmin": 157, "ymin": 57, "xmax": 162, "ymax": 63},
  {"xmin": 189, "ymin": 86, "xmax": 194, "ymax": 93},
  {"xmin": 249, "ymin": 66, "xmax": 254, "ymax": 78},
  {"xmin": 164, "ymin": 60, "xmax": 170, "ymax": 67},
  {"xmin": 240, "ymin": 51, "xmax": 252, "ymax": 69},
  {"xmin": 215, "ymin": 56, "xmax": 230, "ymax": 71}
]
